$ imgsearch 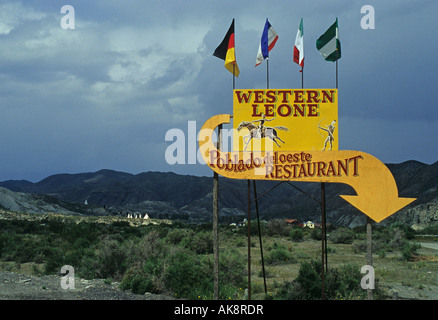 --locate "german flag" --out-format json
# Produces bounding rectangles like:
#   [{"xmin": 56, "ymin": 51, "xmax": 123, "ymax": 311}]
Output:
[{"xmin": 213, "ymin": 19, "xmax": 240, "ymax": 77}]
